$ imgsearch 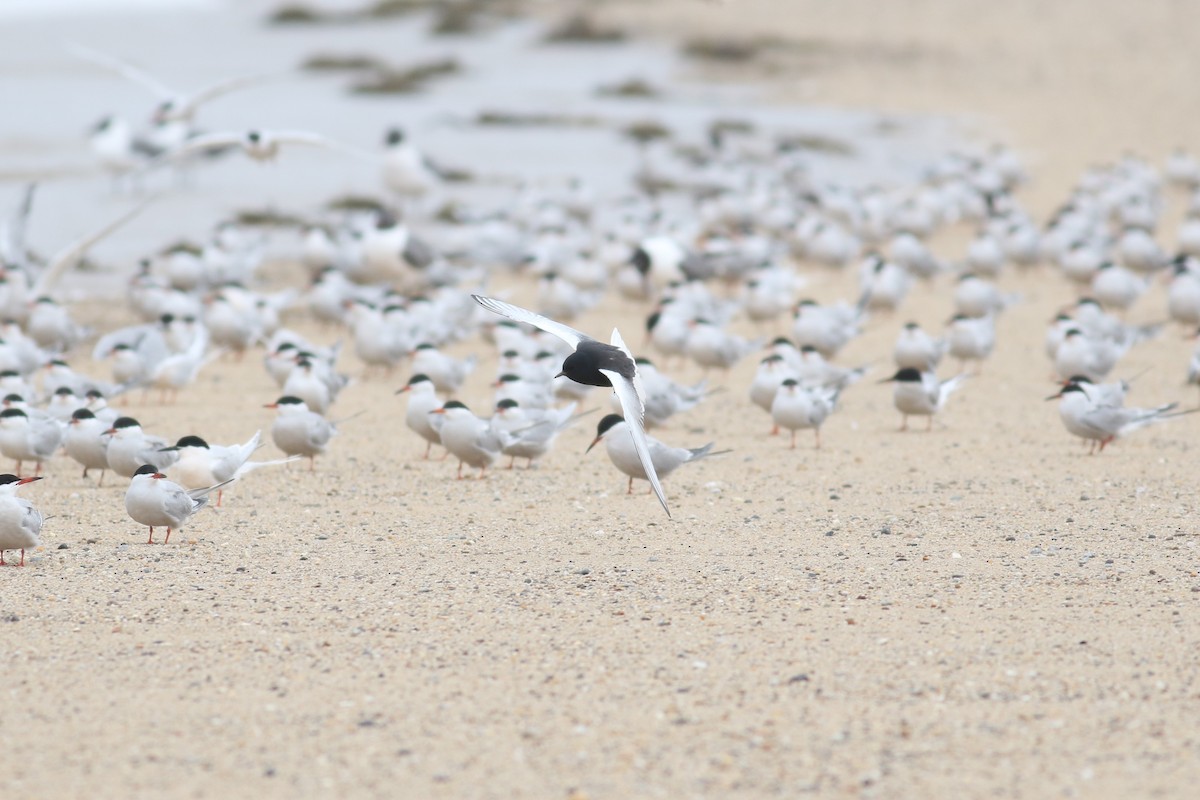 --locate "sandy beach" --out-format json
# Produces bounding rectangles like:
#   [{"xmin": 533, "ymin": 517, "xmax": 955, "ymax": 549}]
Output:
[{"xmin": 3, "ymin": 2, "xmax": 1200, "ymax": 799}]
